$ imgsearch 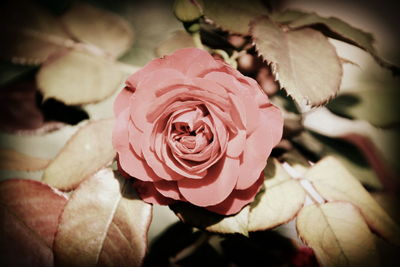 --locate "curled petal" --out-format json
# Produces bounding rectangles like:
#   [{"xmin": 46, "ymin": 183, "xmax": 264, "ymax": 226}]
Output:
[
  {"xmin": 114, "ymin": 87, "xmax": 133, "ymax": 116},
  {"xmin": 260, "ymin": 104, "xmax": 284, "ymax": 146},
  {"xmin": 153, "ymin": 180, "xmax": 183, "ymax": 201},
  {"xmin": 178, "ymin": 156, "xmax": 240, "ymax": 207},
  {"xmin": 141, "ymin": 125, "xmax": 184, "ymax": 181},
  {"xmin": 113, "ymin": 109, "xmax": 161, "ymax": 182},
  {"xmin": 133, "ymin": 180, "xmax": 176, "ymax": 205},
  {"xmin": 235, "ymin": 113, "xmax": 275, "ymax": 190},
  {"xmin": 206, "ymin": 172, "xmax": 264, "ymax": 215}
]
